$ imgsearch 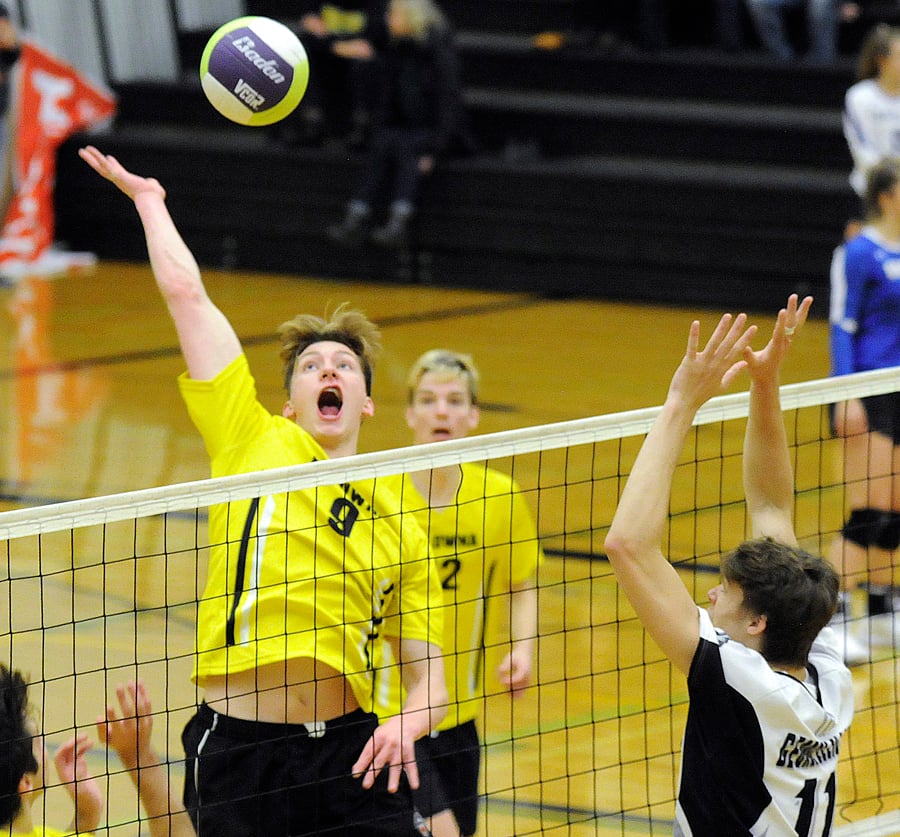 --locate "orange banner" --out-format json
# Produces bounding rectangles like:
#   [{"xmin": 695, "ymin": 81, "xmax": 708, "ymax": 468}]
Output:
[{"xmin": 0, "ymin": 40, "xmax": 116, "ymax": 275}]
